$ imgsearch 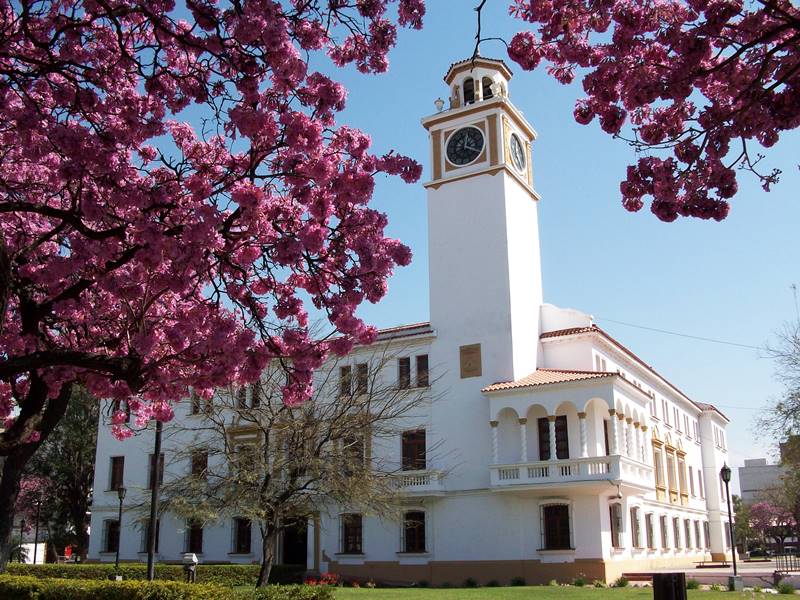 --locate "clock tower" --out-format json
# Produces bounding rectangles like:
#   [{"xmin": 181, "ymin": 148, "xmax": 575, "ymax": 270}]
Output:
[{"xmin": 422, "ymin": 56, "xmax": 543, "ymax": 384}]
